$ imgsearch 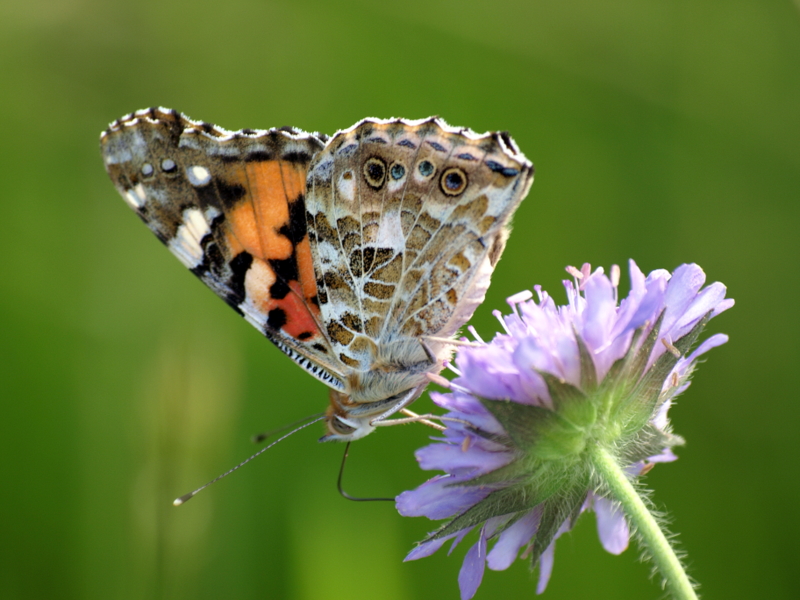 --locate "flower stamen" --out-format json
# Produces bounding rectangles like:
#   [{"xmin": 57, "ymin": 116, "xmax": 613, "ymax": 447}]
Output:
[{"xmin": 661, "ymin": 338, "xmax": 682, "ymax": 357}]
